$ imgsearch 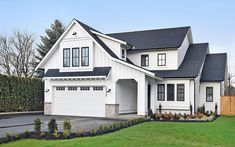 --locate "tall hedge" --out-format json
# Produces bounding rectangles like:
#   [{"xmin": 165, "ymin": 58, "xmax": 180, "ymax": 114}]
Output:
[{"xmin": 0, "ymin": 74, "xmax": 44, "ymax": 112}]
